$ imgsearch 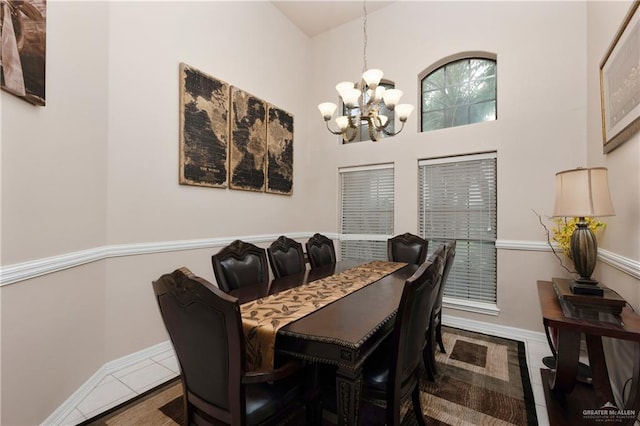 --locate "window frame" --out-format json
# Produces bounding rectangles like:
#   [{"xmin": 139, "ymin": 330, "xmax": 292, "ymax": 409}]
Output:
[
  {"xmin": 418, "ymin": 152, "xmax": 499, "ymax": 316},
  {"xmin": 418, "ymin": 51, "xmax": 497, "ymax": 133},
  {"xmin": 338, "ymin": 163, "xmax": 395, "ymax": 260}
]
